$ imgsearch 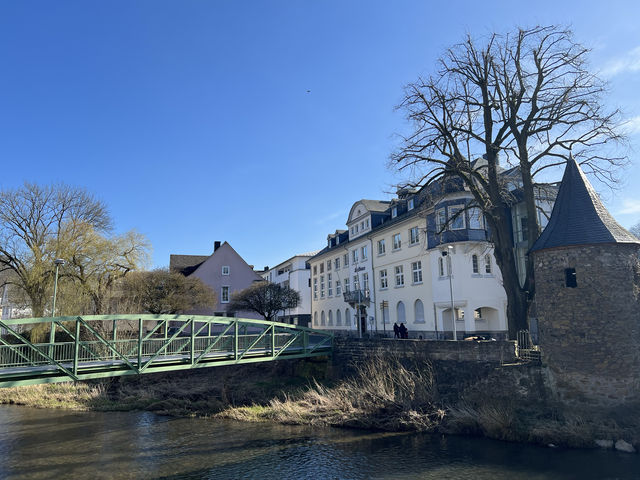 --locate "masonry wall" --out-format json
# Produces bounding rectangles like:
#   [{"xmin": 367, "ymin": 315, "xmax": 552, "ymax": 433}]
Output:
[{"xmin": 533, "ymin": 244, "xmax": 640, "ymax": 407}]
